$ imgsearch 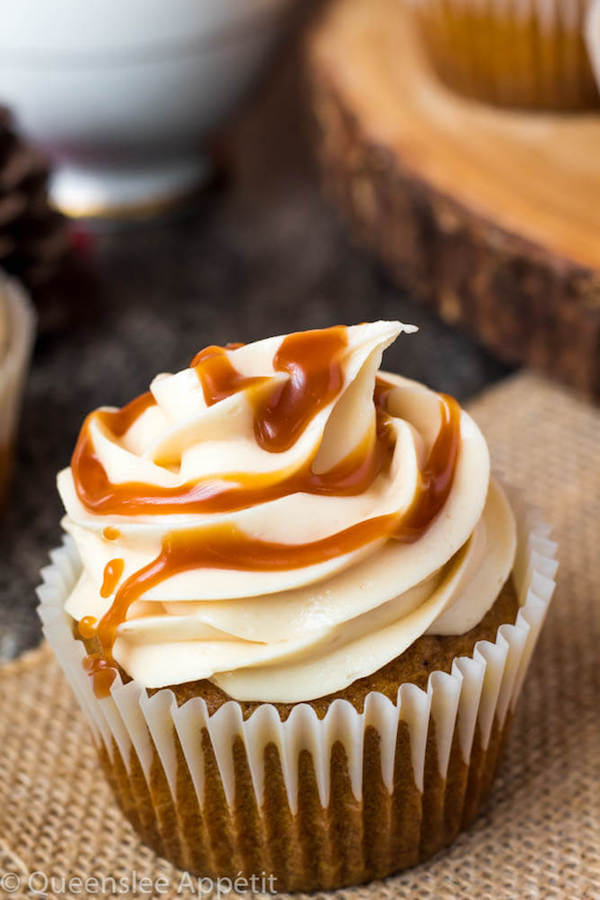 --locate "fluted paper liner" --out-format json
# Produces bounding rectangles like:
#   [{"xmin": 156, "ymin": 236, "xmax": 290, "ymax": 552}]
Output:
[
  {"xmin": 408, "ymin": 0, "xmax": 599, "ymax": 110},
  {"xmin": 37, "ymin": 491, "xmax": 556, "ymax": 891}
]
